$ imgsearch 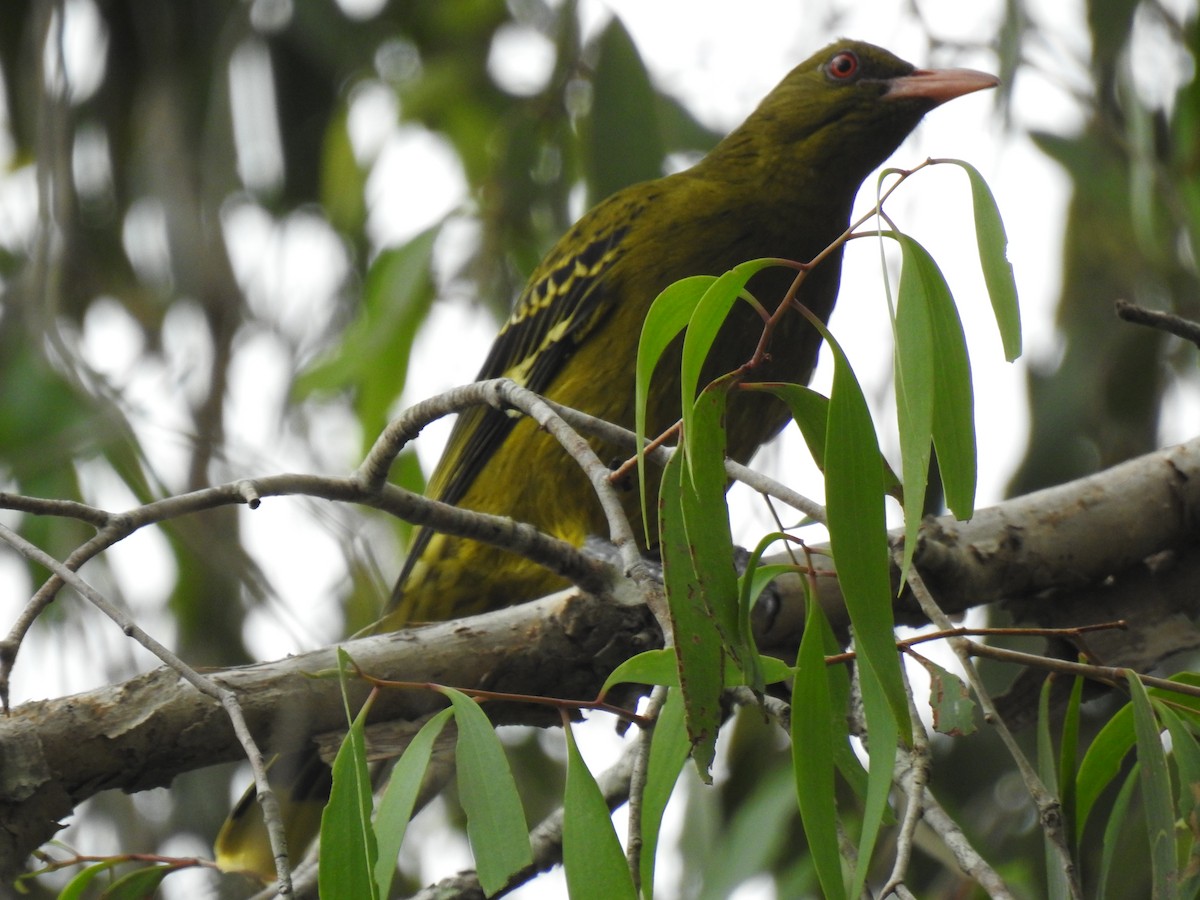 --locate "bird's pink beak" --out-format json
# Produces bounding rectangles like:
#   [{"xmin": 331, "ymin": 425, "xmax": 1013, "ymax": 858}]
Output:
[{"xmin": 886, "ymin": 67, "xmax": 999, "ymax": 105}]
